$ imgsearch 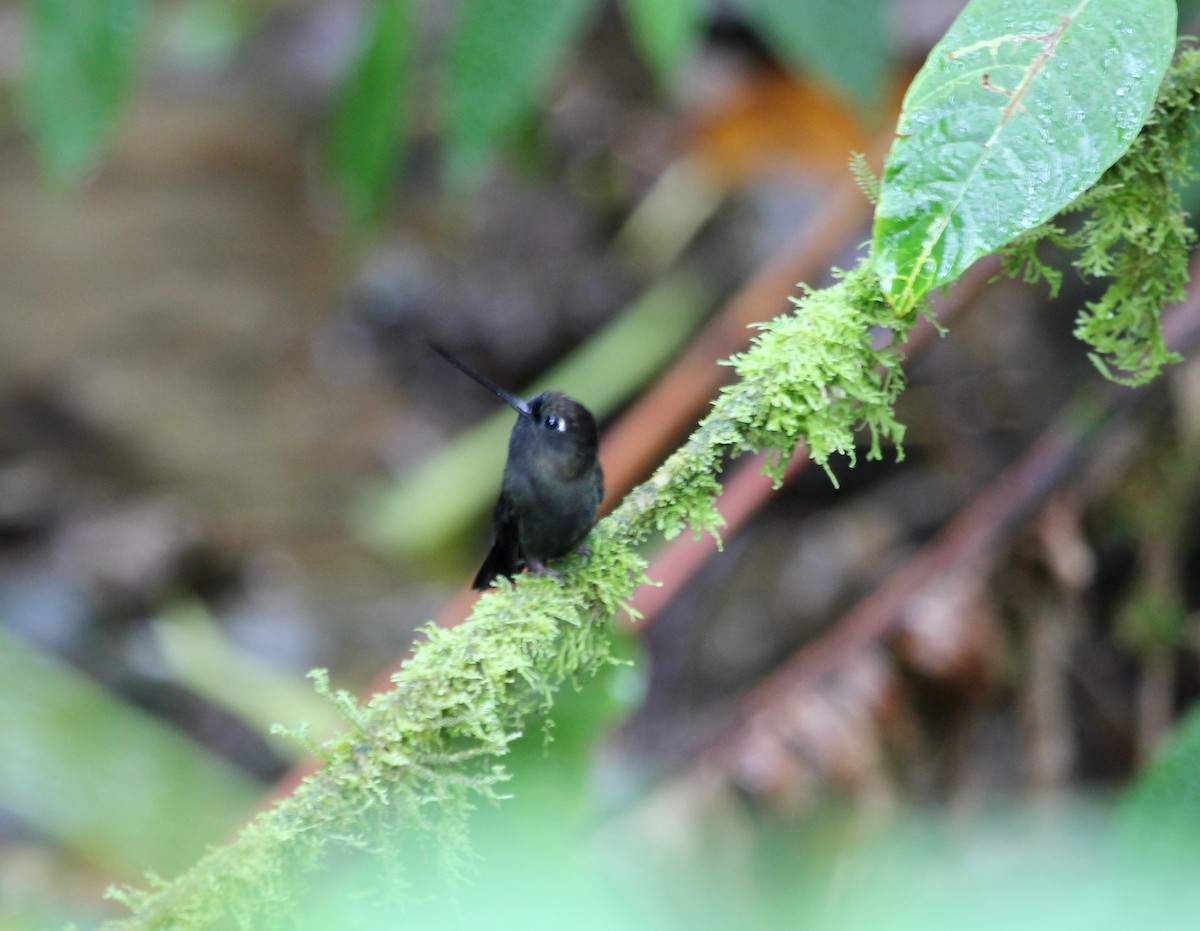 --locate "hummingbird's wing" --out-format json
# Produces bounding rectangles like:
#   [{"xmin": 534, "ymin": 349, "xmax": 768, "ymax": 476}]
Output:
[{"xmin": 472, "ymin": 491, "xmax": 524, "ymax": 589}]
